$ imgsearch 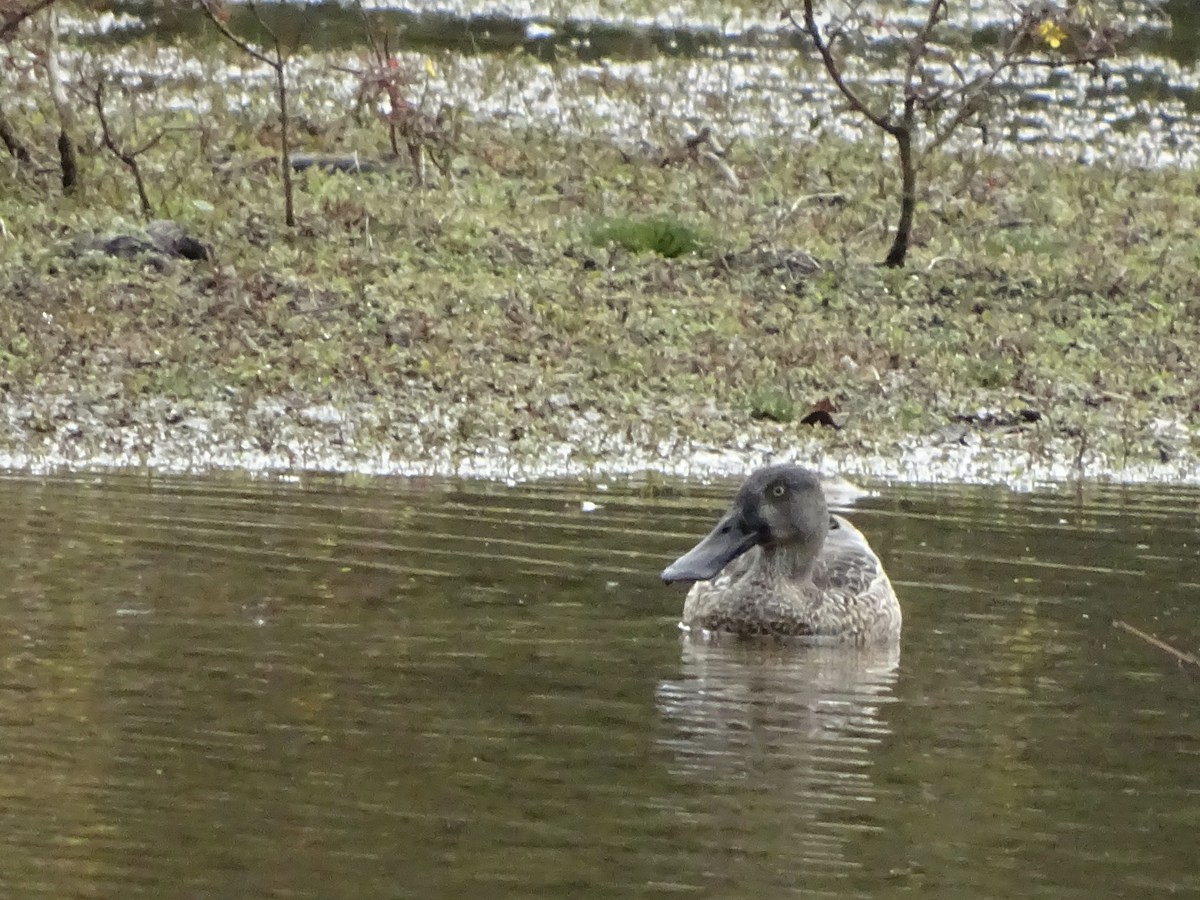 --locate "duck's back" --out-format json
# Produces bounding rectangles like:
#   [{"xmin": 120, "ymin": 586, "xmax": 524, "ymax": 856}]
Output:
[{"xmin": 809, "ymin": 515, "xmax": 901, "ymax": 643}]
